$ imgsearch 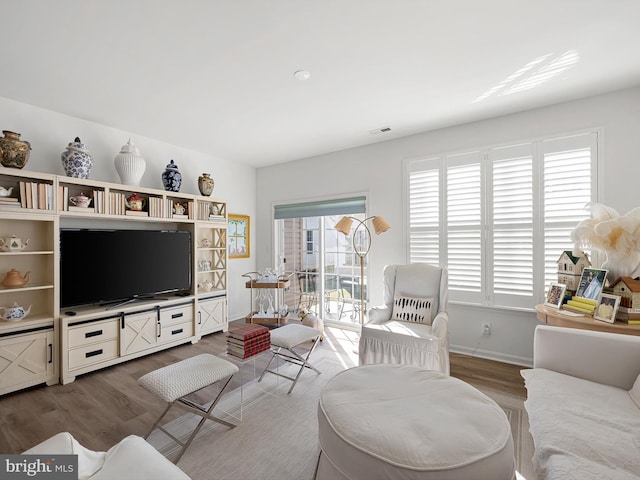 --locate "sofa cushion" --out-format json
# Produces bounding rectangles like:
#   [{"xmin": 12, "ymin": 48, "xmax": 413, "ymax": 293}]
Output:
[
  {"xmin": 630, "ymin": 374, "xmax": 640, "ymax": 409},
  {"xmin": 522, "ymin": 368, "xmax": 640, "ymax": 480}
]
